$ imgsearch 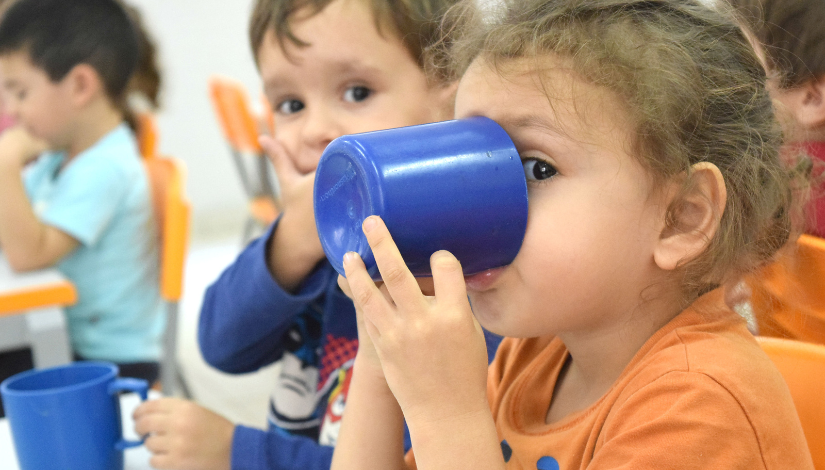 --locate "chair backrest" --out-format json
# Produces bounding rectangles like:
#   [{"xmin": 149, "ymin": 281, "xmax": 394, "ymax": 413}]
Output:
[
  {"xmin": 750, "ymin": 234, "xmax": 825, "ymax": 343},
  {"xmin": 208, "ymin": 75, "xmax": 262, "ymax": 154},
  {"xmin": 136, "ymin": 112, "xmax": 159, "ymax": 159},
  {"xmin": 143, "ymin": 156, "xmax": 191, "ymax": 301},
  {"xmin": 757, "ymin": 336, "xmax": 825, "ymax": 468}
]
